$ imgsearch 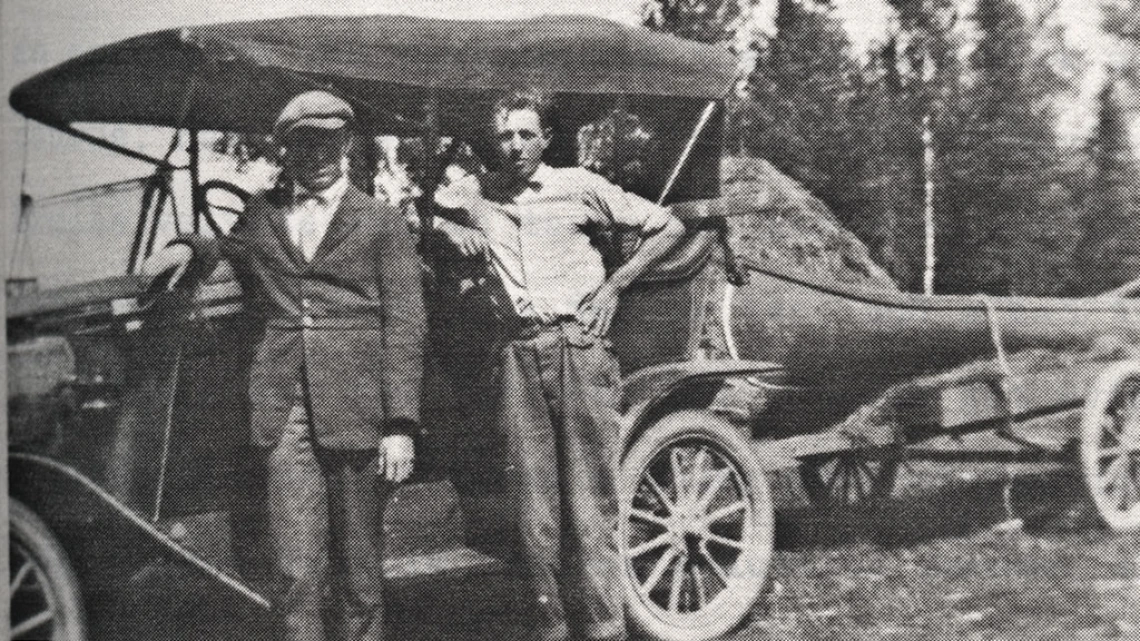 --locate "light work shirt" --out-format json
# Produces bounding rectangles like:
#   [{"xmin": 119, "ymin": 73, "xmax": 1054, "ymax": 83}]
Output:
[
  {"xmin": 445, "ymin": 164, "xmax": 672, "ymax": 321},
  {"xmin": 285, "ymin": 175, "xmax": 349, "ymax": 261}
]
